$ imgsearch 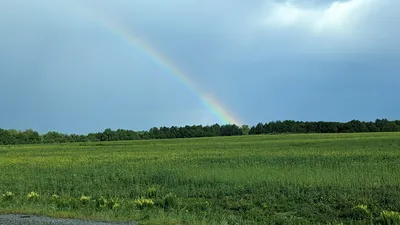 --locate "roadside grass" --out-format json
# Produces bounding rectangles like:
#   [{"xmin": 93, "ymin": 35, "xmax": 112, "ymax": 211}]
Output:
[{"xmin": 1, "ymin": 132, "xmax": 400, "ymax": 224}]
